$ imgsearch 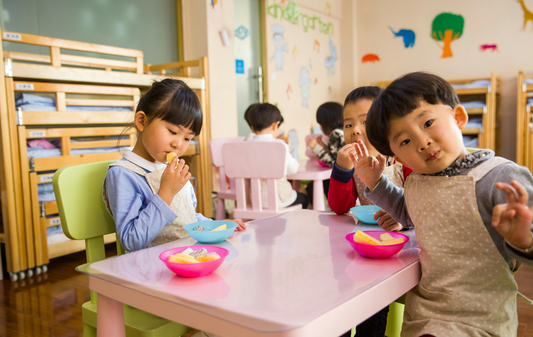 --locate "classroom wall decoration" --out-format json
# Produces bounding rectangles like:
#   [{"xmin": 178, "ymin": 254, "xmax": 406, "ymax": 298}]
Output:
[
  {"xmin": 517, "ymin": 0, "xmax": 533, "ymax": 31},
  {"xmin": 362, "ymin": 53, "xmax": 380, "ymax": 64},
  {"xmin": 265, "ymin": 0, "xmax": 341, "ymax": 158},
  {"xmin": 270, "ymin": 24, "xmax": 288, "ymax": 70},
  {"xmin": 324, "ymin": 37, "xmax": 337, "ymax": 76},
  {"xmin": 431, "ymin": 13, "xmax": 464, "ymax": 58},
  {"xmin": 234, "ymin": 25, "xmax": 249, "ymax": 40},
  {"xmin": 388, "ymin": 27, "xmax": 415, "ymax": 48},
  {"xmin": 480, "ymin": 44, "xmax": 498, "ymax": 52}
]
